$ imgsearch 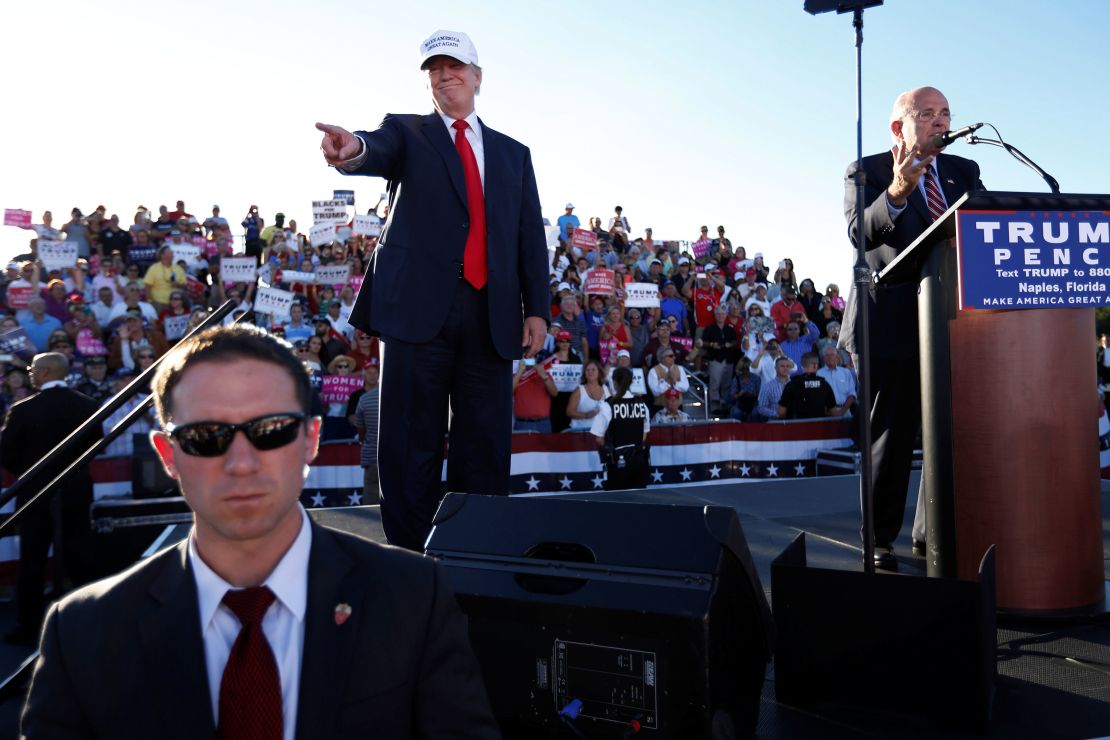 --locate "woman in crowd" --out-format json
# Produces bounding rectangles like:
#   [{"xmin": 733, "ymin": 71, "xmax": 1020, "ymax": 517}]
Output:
[
  {"xmin": 598, "ymin": 305, "xmax": 631, "ymax": 367},
  {"xmin": 825, "ymin": 283, "xmax": 846, "ymax": 311},
  {"xmin": 797, "ymin": 278, "xmax": 824, "ymax": 318},
  {"xmin": 566, "ymin": 360, "xmax": 610, "ymax": 431},
  {"xmin": 299, "ymin": 335, "xmax": 324, "ymax": 373},
  {"xmin": 591, "ymin": 366, "xmax": 651, "ymax": 491},
  {"xmin": 157, "ymin": 290, "xmax": 191, "ymax": 341},
  {"xmin": 813, "ymin": 293, "xmax": 845, "ymax": 339},
  {"xmin": 773, "ymin": 257, "xmax": 797, "ymax": 288},
  {"xmin": 547, "ymin": 330, "xmax": 582, "ymax": 433},
  {"xmin": 728, "ymin": 355, "xmax": 762, "ymax": 422},
  {"xmin": 0, "ymin": 368, "xmax": 30, "ymax": 416}
]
